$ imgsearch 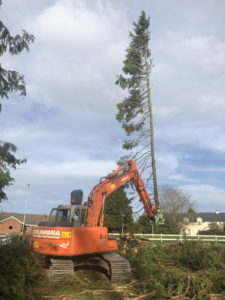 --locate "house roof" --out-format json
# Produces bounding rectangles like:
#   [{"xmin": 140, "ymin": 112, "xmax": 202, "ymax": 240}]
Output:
[
  {"xmin": 0, "ymin": 212, "xmax": 48, "ymax": 225},
  {"xmin": 197, "ymin": 212, "xmax": 225, "ymax": 222},
  {"xmin": 0, "ymin": 216, "xmax": 24, "ymax": 224},
  {"xmin": 182, "ymin": 212, "xmax": 225, "ymax": 222}
]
